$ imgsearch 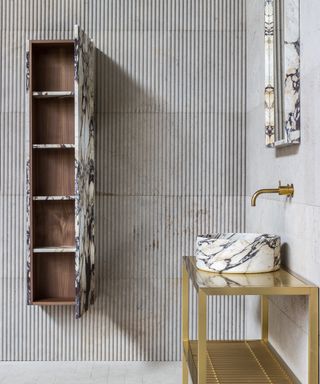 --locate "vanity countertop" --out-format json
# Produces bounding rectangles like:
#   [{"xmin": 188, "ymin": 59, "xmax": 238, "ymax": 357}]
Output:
[{"xmin": 183, "ymin": 256, "xmax": 316, "ymax": 295}]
